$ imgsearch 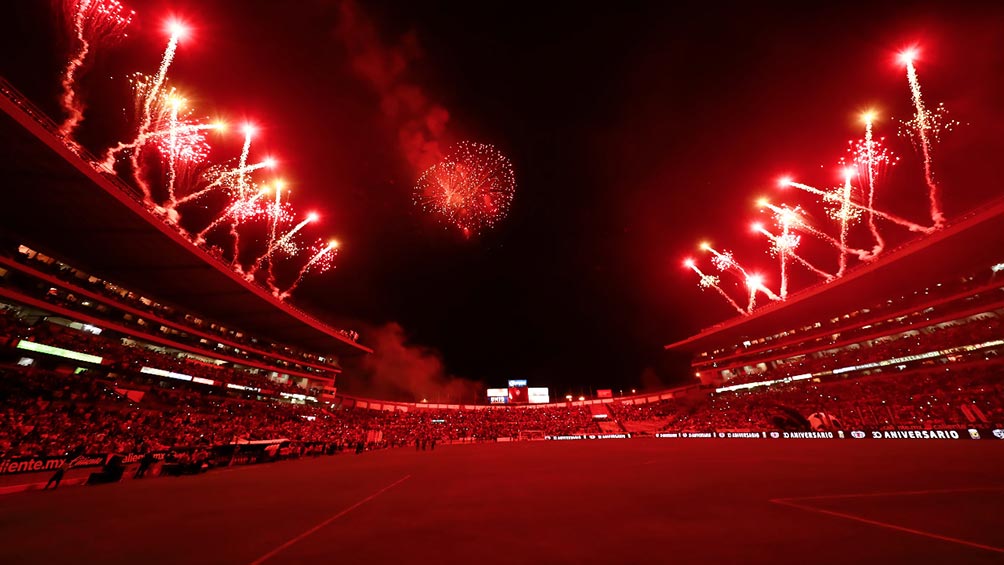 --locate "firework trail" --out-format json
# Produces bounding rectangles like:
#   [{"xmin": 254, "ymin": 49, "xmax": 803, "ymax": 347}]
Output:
[
  {"xmin": 752, "ymin": 222, "xmax": 833, "ymax": 281},
  {"xmin": 778, "ymin": 219, "xmax": 789, "ymax": 298},
  {"xmin": 220, "ymin": 125, "xmax": 258, "ymax": 261},
  {"xmin": 835, "ymin": 169, "xmax": 855, "ymax": 277},
  {"xmin": 857, "ymin": 112, "xmax": 886, "ymax": 257},
  {"xmin": 165, "ymin": 96, "xmax": 181, "ymax": 206},
  {"xmin": 263, "ymin": 181, "xmax": 286, "ymax": 288},
  {"xmin": 195, "ymin": 188, "xmax": 270, "ymax": 243},
  {"xmin": 157, "ymin": 119, "xmax": 215, "ymax": 213},
  {"xmin": 58, "ymin": 0, "xmax": 134, "ymax": 140},
  {"xmin": 701, "ymin": 243, "xmax": 750, "ymax": 281},
  {"xmin": 702, "ymin": 242, "xmax": 780, "ymax": 307},
  {"xmin": 685, "ymin": 259, "xmax": 746, "ymax": 315},
  {"xmin": 236, "ymin": 125, "xmax": 255, "ymax": 199},
  {"xmin": 101, "ymin": 22, "xmax": 186, "ymax": 198},
  {"xmin": 175, "ymin": 158, "xmax": 275, "ymax": 206},
  {"xmin": 247, "ymin": 212, "xmax": 317, "ymax": 279},
  {"xmin": 782, "ymin": 178, "xmax": 932, "ymax": 233},
  {"xmin": 759, "ymin": 200, "xmax": 871, "ymax": 261},
  {"xmin": 279, "ymin": 240, "xmax": 339, "ymax": 299},
  {"xmin": 100, "ymin": 101, "xmax": 215, "ymax": 171},
  {"xmin": 268, "ymin": 181, "xmax": 284, "ymax": 252},
  {"xmin": 414, "ymin": 141, "xmax": 516, "ymax": 237},
  {"xmin": 745, "ymin": 274, "xmax": 781, "ymax": 313},
  {"xmin": 141, "ymin": 22, "xmax": 185, "ymax": 139},
  {"xmin": 746, "ymin": 279, "xmax": 758, "ymax": 312},
  {"xmin": 753, "ymin": 219, "xmax": 792, "ymax": 298},
  {"xmin": 899, "ymin": 50, "xmax": 945, "ymax": 229}
]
